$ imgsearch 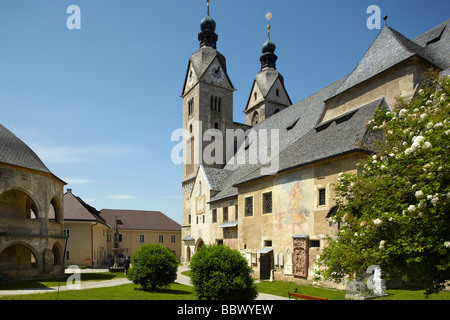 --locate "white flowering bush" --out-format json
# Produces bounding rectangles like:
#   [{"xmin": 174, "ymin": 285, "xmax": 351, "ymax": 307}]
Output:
[{"xmin": 315, "ymin": 74, "xmax": 450, "ymax": 296}]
